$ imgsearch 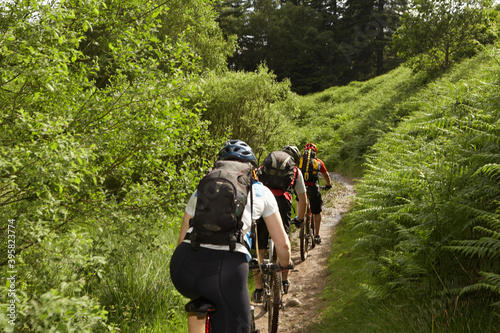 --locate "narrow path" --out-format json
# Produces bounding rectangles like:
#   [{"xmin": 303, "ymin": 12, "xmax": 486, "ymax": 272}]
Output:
[{"xmin": 253, "ymin": 173, "xmax": 356, "ymax": 332}]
